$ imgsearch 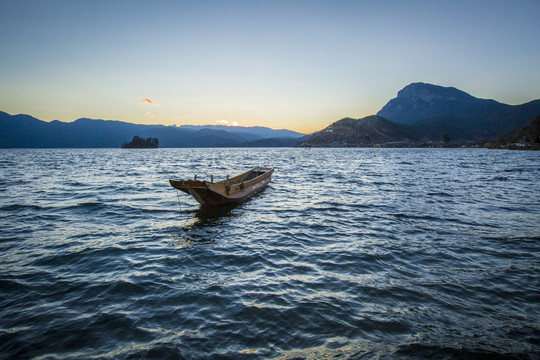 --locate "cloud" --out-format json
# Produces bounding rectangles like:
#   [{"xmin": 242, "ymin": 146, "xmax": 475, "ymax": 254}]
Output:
[
  {"xmin": 215, "ymin": 120, "xmax": 239, "ymax": 126},
  {"xmin": 140, "ymin": 98, "xmax": 160, "ymax": 107},
  {"xmin": 145, "ymin": 112, "xmax": 155, "ymax": 118}
]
